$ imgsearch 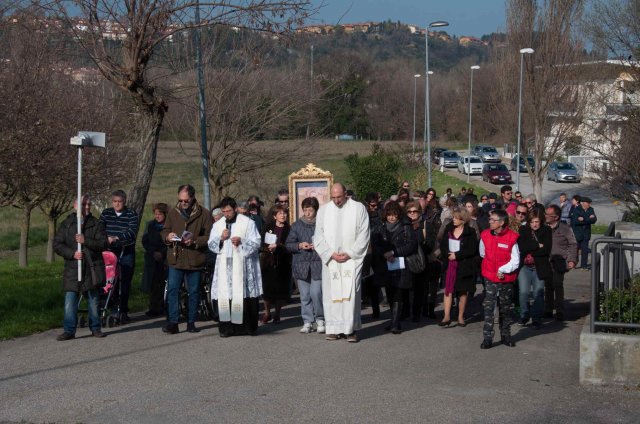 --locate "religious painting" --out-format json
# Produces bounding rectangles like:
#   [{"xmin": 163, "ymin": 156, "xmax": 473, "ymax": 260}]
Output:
[{"xmin": 288, "ymin": 163, "xmax": 333, "ymax": 224}]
